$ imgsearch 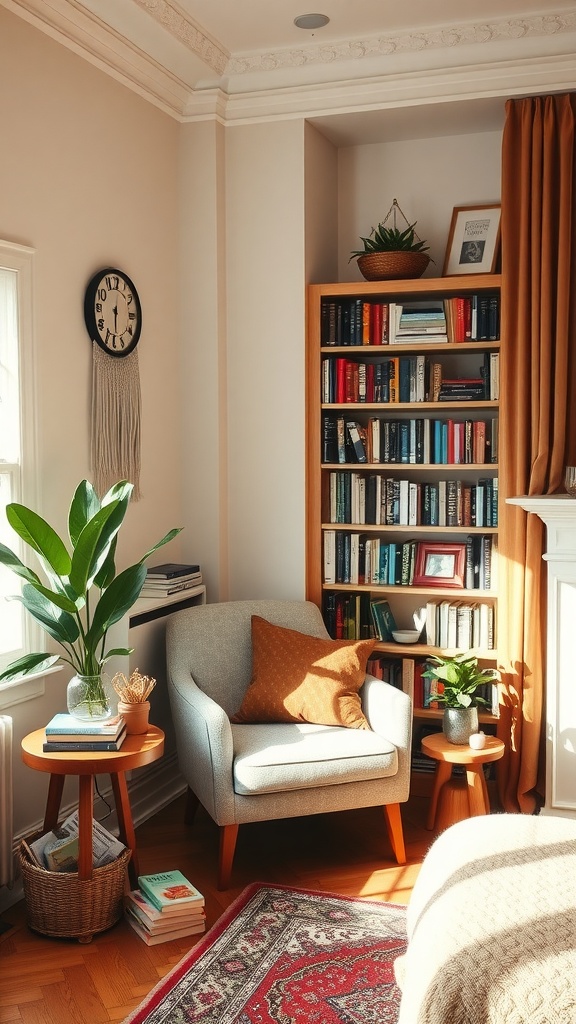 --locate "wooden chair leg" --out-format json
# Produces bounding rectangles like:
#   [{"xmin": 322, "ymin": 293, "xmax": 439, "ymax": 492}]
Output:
[
  {"xmin": 184, "ymin": 786, "xmax": 200, "ymax": 825},
  {"xmin": 383, "ymin": 803, "xmax": 406, "ymax": 865},
  {"xmin": 218, "ymin": 824, "xmax": 239, "ymax": 890}
]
